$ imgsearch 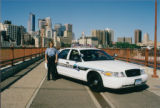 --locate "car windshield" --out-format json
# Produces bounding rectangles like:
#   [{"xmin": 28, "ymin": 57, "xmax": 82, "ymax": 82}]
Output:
[{"xmin": 80, "ymin": 49, "xmax": 114, "ymax": 61}]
